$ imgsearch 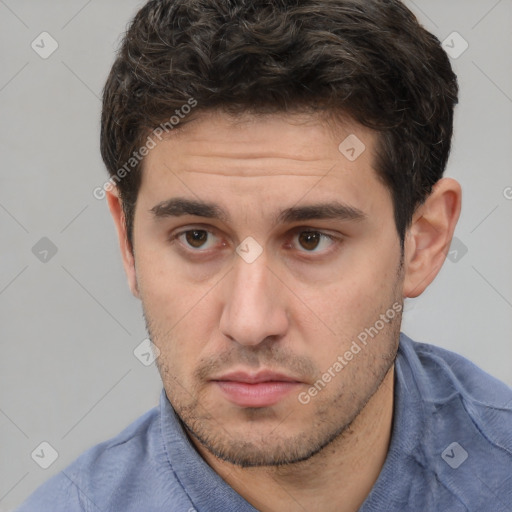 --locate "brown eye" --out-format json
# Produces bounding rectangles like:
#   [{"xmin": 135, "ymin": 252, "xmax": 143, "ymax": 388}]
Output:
[
  {"xmin": 293, "ymin": 230, "xmax": 336, "ymax": 253},
  {"xmin": 185, "ymin": 230, "xmax": 209, "ymax": 248},
  {"xmin": 298, "ymin": 231, "xmax": 321, "ymax": 251}
]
